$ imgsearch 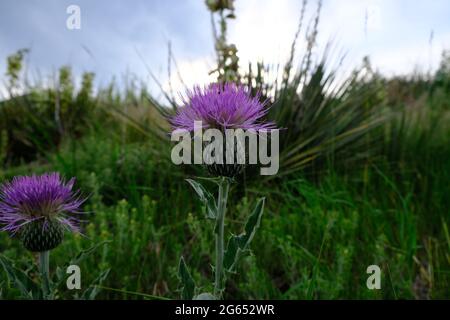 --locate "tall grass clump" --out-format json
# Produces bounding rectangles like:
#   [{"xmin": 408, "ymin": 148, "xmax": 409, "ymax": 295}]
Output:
[
  {"xmin": 126, "ymin": 0, "xmax": 387, "ymax": 180},
  {"xmin": 0, "ymin": 49, "xmax": 97, "ymax": 165}
]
